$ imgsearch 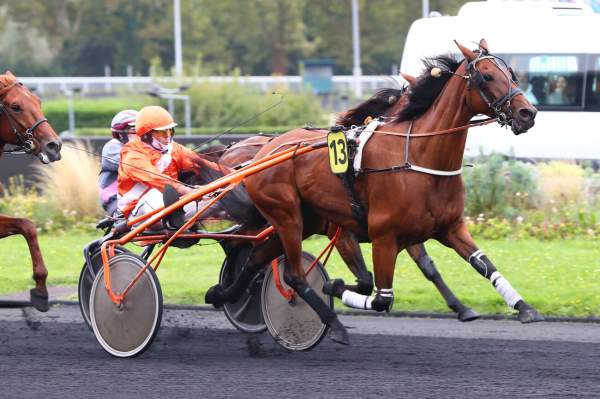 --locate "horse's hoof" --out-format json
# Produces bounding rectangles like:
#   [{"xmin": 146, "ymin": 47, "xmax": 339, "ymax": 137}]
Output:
[
  {"xmin": 323, "ymin": 278, "xmax": 346, "ymax": 299},
  {"xmin": 328, "ymin": 318, "xmax": 349, "ymax": 346},
  {"xmin": 205, "ymin": 285, "xmax": 225, "ymax": 308},
  {"xmin": 29, "ymin": 288, "xmax": 49, "ymax": 313},
  {"xmin": 519, "ymin": 307, "xmax": 544, "ymax": 323},
  {"xmin": 458, "ymin": 308, "xmax": 480, "ymax": 322}
]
